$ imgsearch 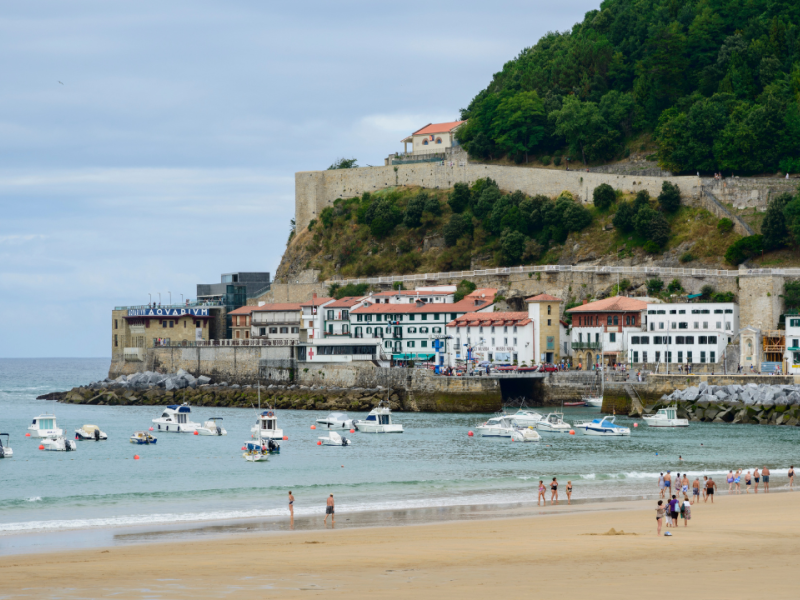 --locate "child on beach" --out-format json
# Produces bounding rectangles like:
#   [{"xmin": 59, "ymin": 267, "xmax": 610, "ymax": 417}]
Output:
[
  {"xmin": 656, "ymin": 500, "xmax": 665, "ymax": 535},
  {"xmin": 682, "ymin": 495, "xmax": 691, "ymax": 526}
]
